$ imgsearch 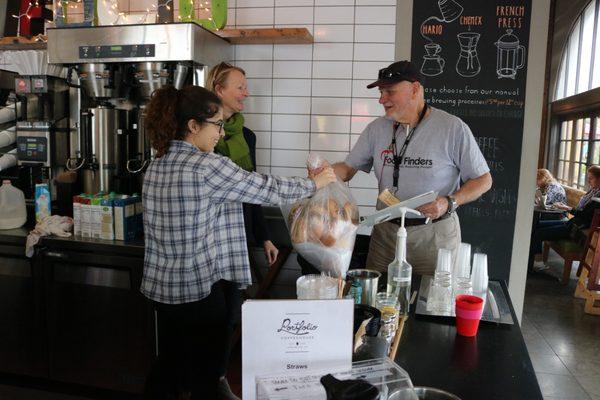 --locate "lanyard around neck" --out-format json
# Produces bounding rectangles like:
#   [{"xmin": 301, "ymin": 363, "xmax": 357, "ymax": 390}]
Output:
[{"xmin": 391, "ymin": 103, "xmax": 429, "ymax": 188}]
